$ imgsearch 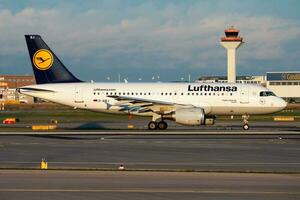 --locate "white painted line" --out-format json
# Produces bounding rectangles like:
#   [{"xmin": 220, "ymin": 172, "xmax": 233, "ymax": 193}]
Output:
[
  {"xmin": 1, "ymin": 161, "xmax": 300, "ymax": 165},
  {"xmin": 0, "ymin": 188, "xmax": 298, "ymax": 194},
  {"xmin": 0, "ymin": 131, "xmax": 299, "ymax": 135}
]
